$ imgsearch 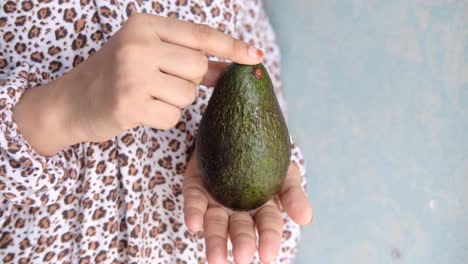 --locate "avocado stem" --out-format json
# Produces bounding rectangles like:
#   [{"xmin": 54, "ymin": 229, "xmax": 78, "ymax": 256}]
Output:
[{"xmin": 252, "ymin": 66, "xmax": 263, "ymax": 80}]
